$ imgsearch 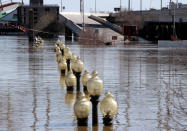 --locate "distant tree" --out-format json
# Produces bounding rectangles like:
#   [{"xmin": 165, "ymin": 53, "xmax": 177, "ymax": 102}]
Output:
[{"xmin": 115, "ymin": 11, "xmax": 144, "ymax": 29}]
